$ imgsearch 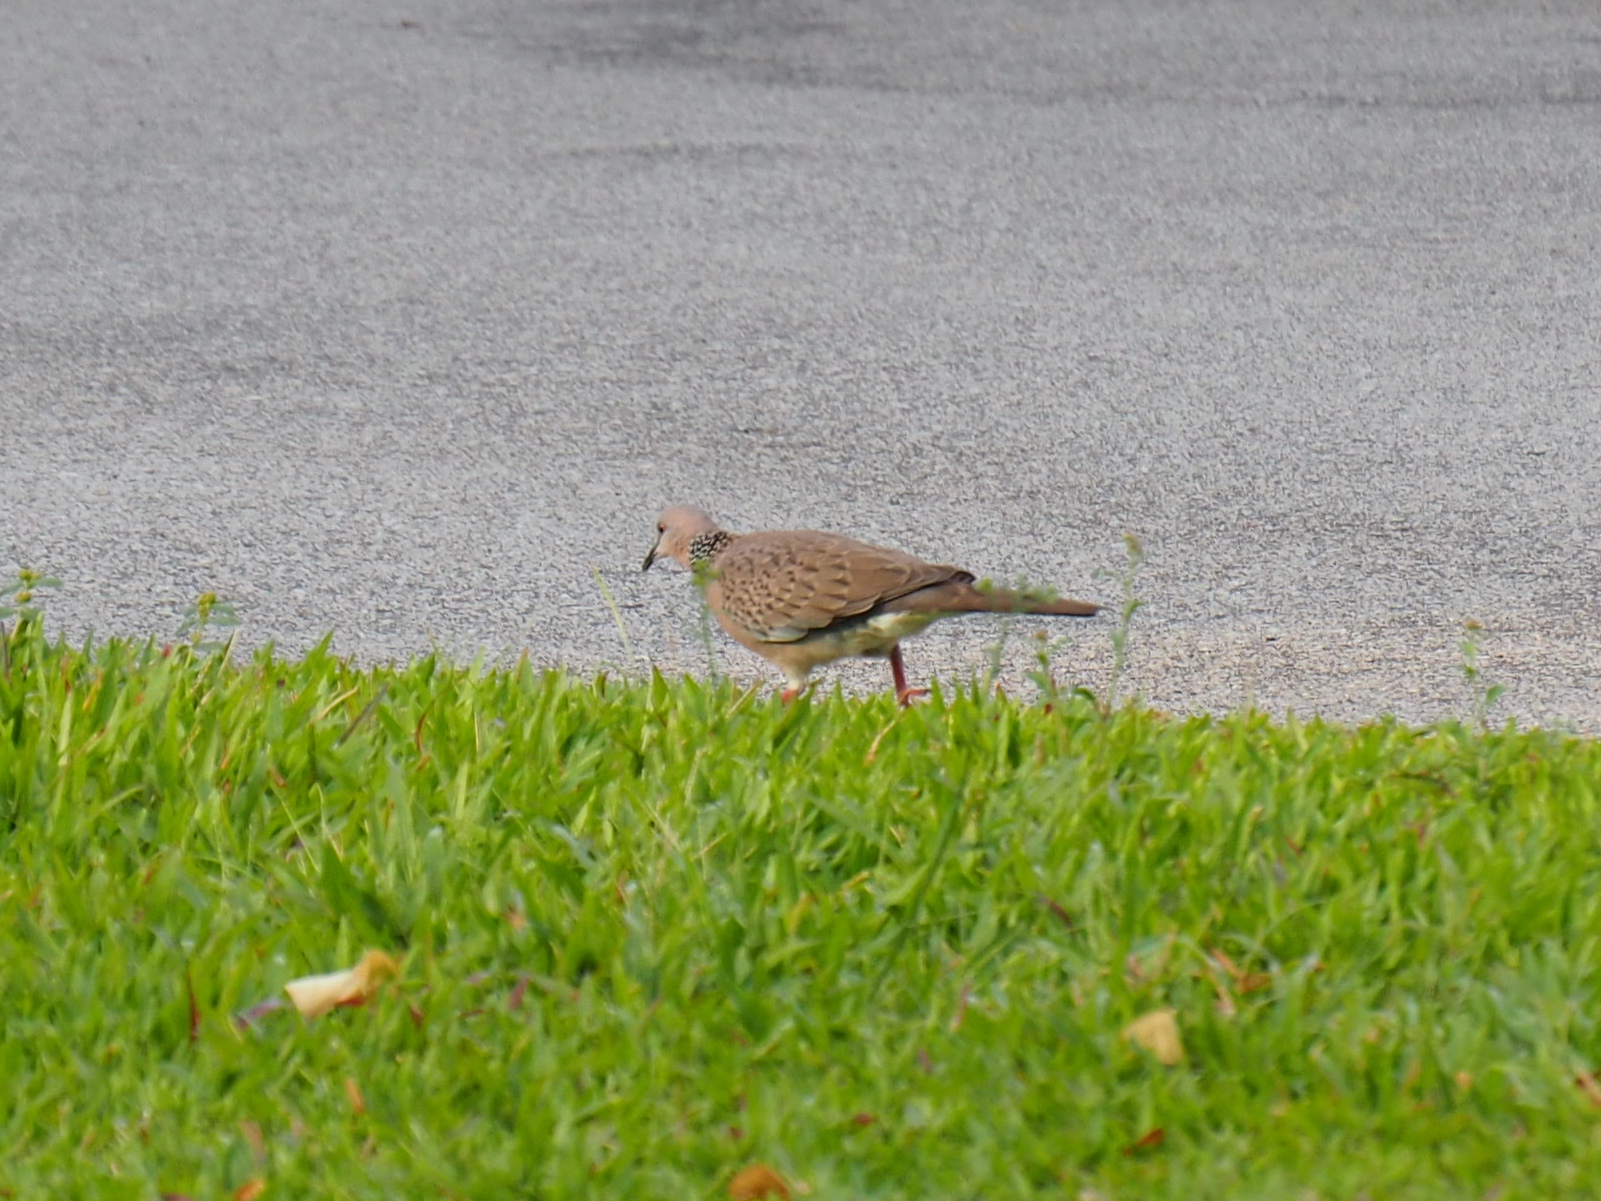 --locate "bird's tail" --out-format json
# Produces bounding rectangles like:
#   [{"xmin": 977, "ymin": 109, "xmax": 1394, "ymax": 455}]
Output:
[{"xmin": 887, "ymin": 580, "xmax": 1100, "ymax": 617}]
